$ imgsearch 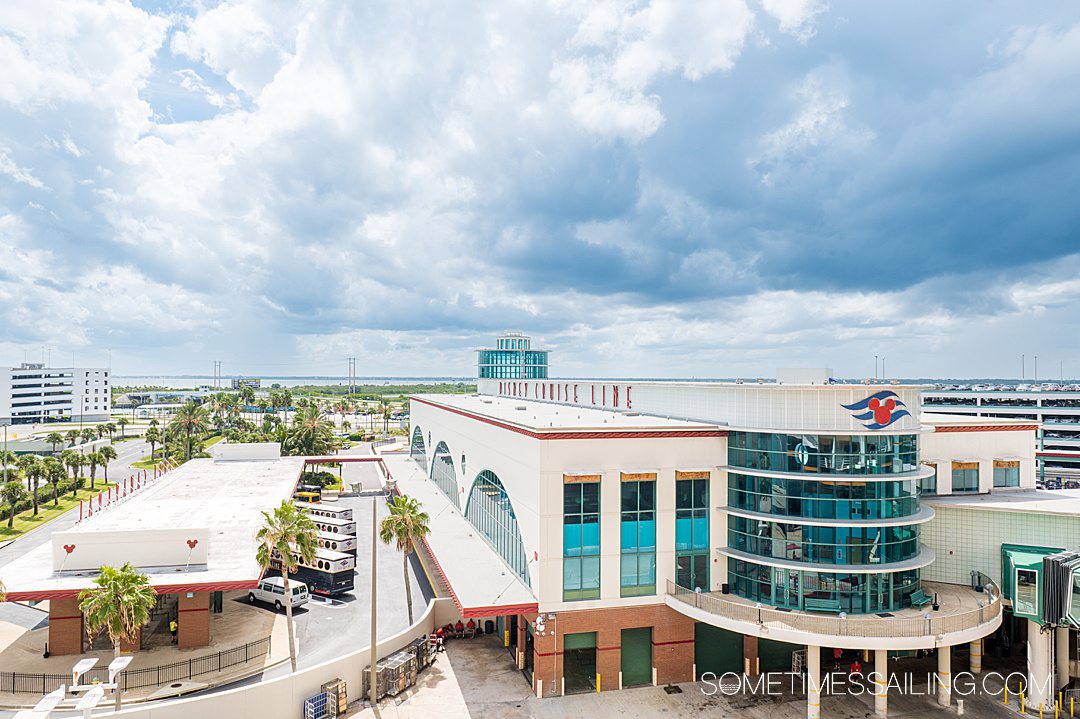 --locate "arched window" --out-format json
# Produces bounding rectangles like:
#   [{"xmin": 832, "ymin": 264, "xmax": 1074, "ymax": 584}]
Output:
[
  {"xmin": 465, "ymin": 470, "xmax": 531, "ymax": 589},
  {"xmin": 410, "ymin": 425, "xmax": 427, "ymax": 473},
  {"xmin": 429, "ymin": 441, "xmax": 460, "ymax": 509}
]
